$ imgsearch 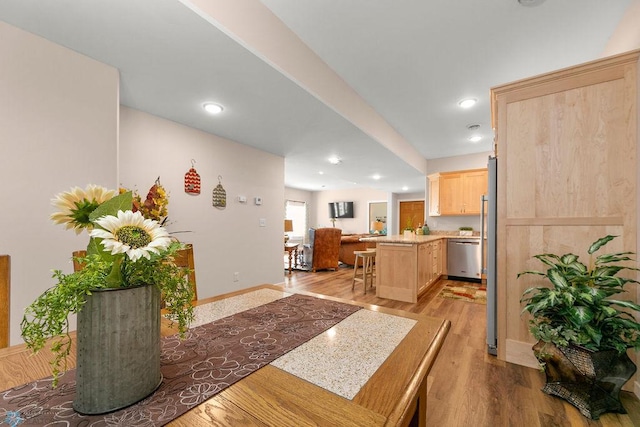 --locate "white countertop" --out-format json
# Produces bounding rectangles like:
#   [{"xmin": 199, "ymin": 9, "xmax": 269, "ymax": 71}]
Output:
[{"xmin": 360, "ymin": 234, "xmax": 480, "ymax": 244}]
